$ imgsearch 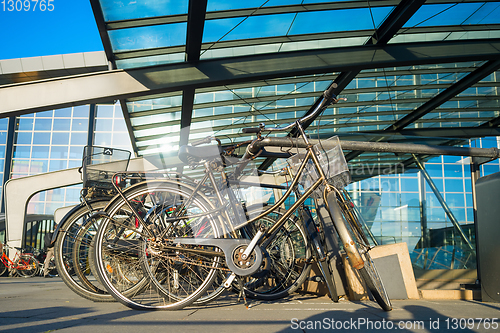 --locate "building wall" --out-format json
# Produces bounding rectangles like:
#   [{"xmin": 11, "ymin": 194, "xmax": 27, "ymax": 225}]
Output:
[{"xmin": 3, "ymin": 103, "xmax": 133, "ymax": 216}]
